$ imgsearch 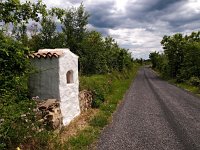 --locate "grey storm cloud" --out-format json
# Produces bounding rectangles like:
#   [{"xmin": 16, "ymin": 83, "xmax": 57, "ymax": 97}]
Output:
[
  {"xmin": 86, "ymin": 0, "xmax": 199, "ymax": 31},
  {"xmin": 88, "ymin": 0, "xmax": 200, "ymax": 59},
  {"xmin": 149, "ymin": 0, "xmax": 183, "ymax": 11},
  {"xmin": 41, "ymin": 0, "xmax": 200, "ymax": 59},
  {"xmin": 67, "ymin": 0, "xmax": 83, "ymax": 4},
  {"xmin": 87, "ymin": 1, "xmax": 120, "ymax": 28}
]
